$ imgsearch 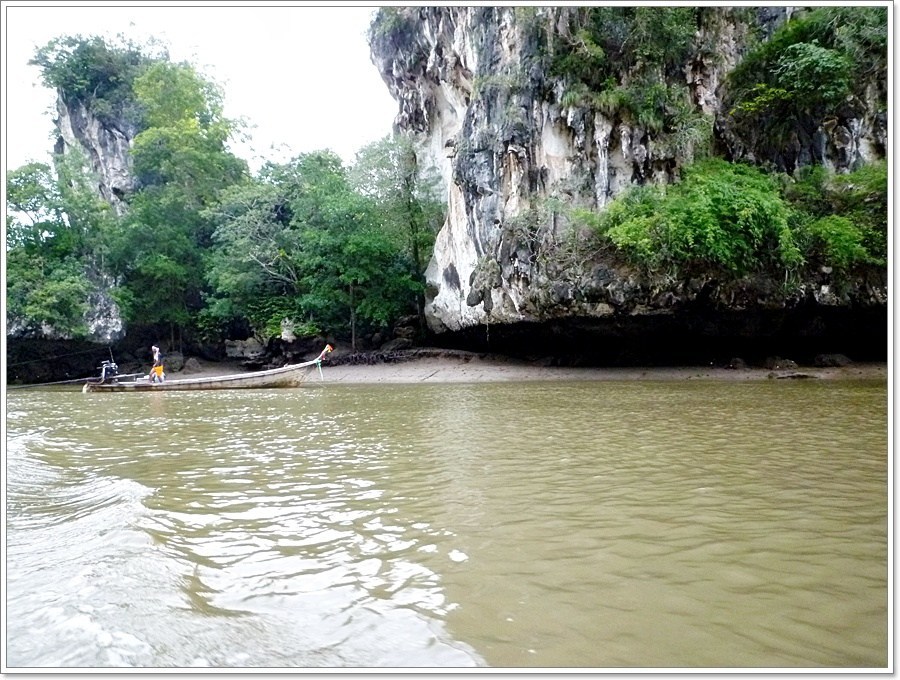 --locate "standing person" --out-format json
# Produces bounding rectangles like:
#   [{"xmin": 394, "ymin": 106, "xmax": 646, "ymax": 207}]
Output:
[{"xmin": 150, "ymin": 345, "xmax": 166, "ymax": 383}]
